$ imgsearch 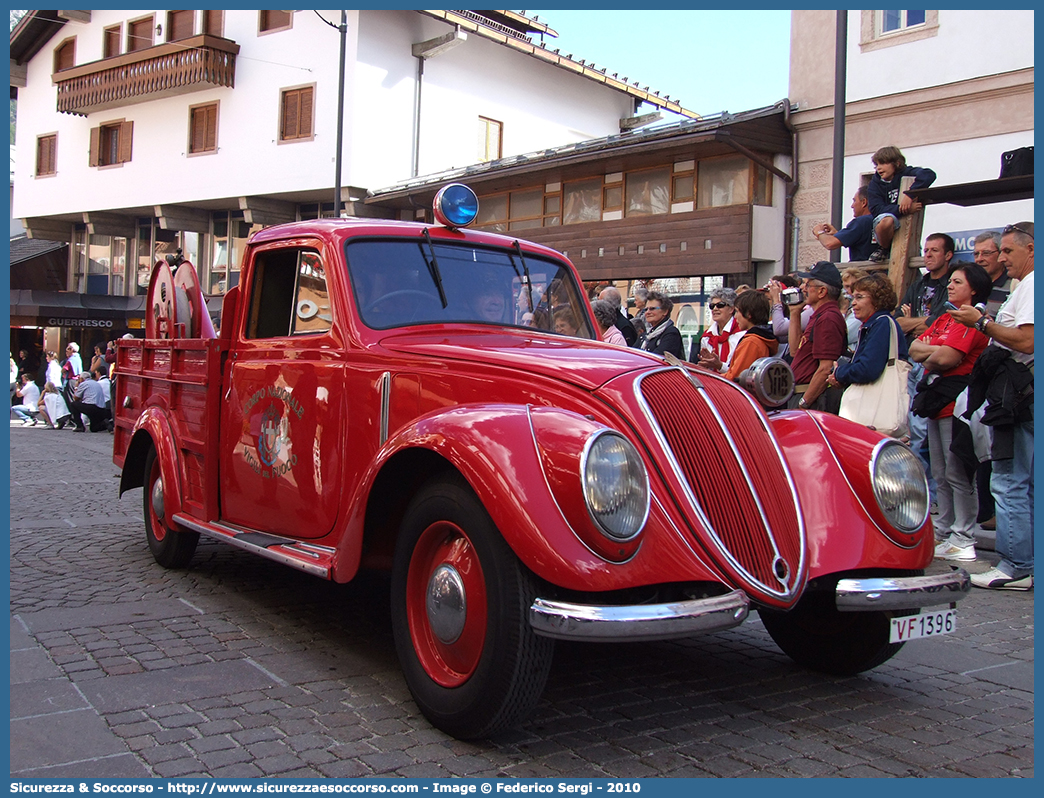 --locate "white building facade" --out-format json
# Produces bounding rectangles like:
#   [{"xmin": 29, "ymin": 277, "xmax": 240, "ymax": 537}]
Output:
[
  {"xmin": 789, "ymin": 9, "xmax": 1034, "ymax": 266},
  {"xmin": 12, "ymin": 9, "xmax": 676, "ymax": 301}
]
